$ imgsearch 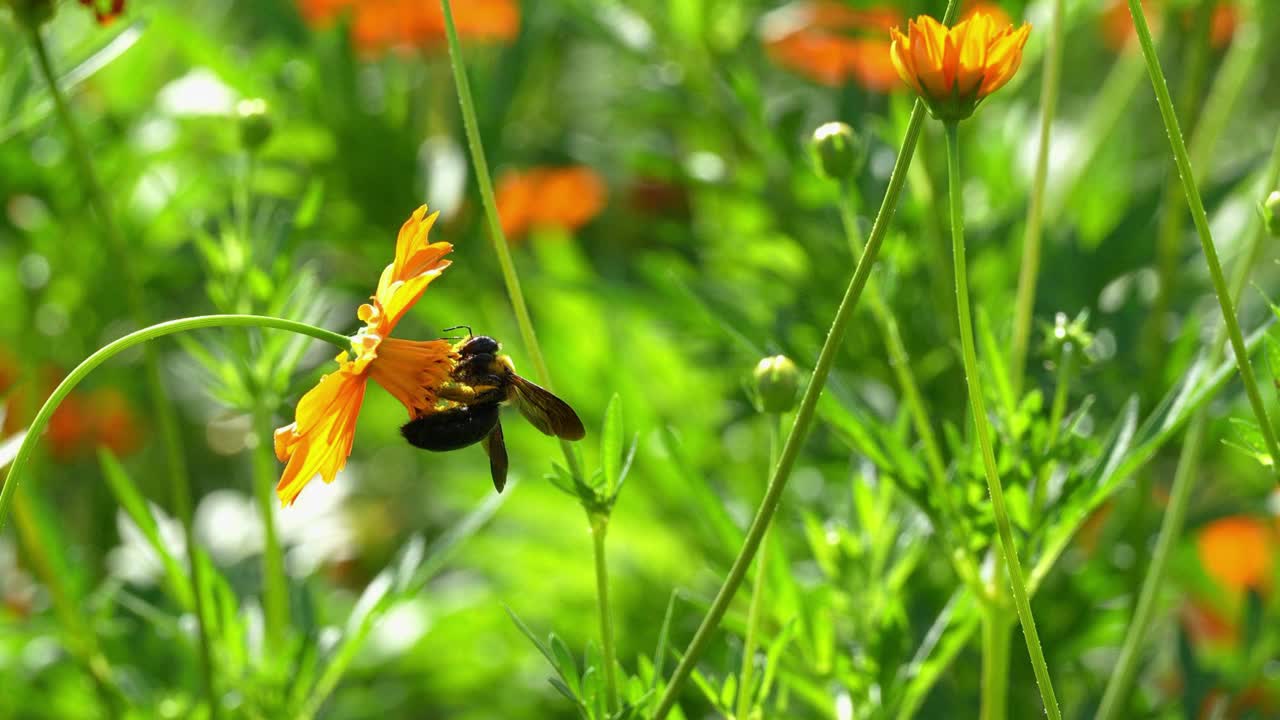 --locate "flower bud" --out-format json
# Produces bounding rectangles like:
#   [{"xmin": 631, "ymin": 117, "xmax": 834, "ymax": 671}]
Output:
[
  {"xmin": 236, "ymin": 98, "xmax": 273, "ymax": 153},
  {"xmin": 1263, "ymin": 190, "xmax": 1280, "ymax": 238},
  {"xmin": 753, "ymin": 355, "xmax": 800, "ymax": 413},
  {"xmin": 809, "ymin": 122, "xmax": 863, "ymax": 183}
]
